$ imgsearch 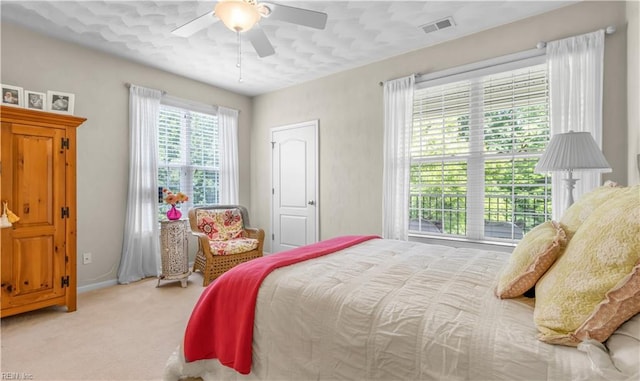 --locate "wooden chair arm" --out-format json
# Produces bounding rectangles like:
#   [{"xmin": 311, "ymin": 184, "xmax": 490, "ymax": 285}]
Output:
[
  {"xmin": 190, "ymin": 231, "xmax": 209, "ymax": 240},
  {"xmin": 245, "ymin": 228, "xmax": 265, "ymax": 253},
  {"xmin": 191, "ymin": 231, "xmax": 214, "ymax": 256}
]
